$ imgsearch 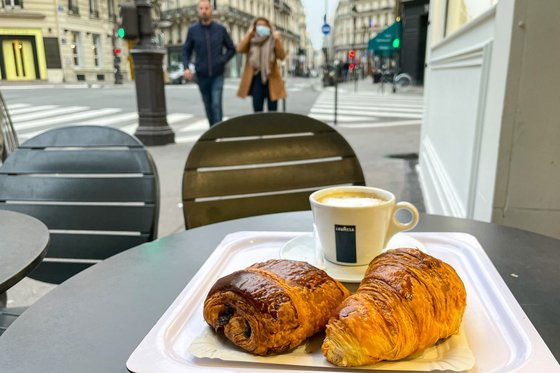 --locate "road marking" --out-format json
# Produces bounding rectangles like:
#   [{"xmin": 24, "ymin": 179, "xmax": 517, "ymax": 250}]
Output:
[
  {"xmin": 339, "ymin": 120, "xmax": 422, "ymax": 128},
  {"xmin": 79, "ymin": 112, "xmax": 139, "ymax": 125},
  {"xmin": 16, "ymin": 108, "xmax": 121, "ymax": 131},
  {"xmin": 177, "ymin": 118, "xmax": 209, "ymax": 133},
  {"xmin": 8, "ymin": 105, "xmax": 58, "ymax": 115},
  {"xmin": 309, "ymin": 114, "xmax": 376, "ymax": 122},
  {"xmin": 6, "ymin": 103, "xmax": 31, "ymax": 109},
  {"xmin": 310, "ymin": 108, "xmax": 422, "ymax": 119},
  {"xmin": 11, "ymin": 106, "xmax": 88, "ymax": 122},
  {"xmin": 312, "ymin": 103, "xmax": 423, "ymax": 113},
  {"xmin": 119, "ymin": 113, "xmax": 197, "ymax": 134}
]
